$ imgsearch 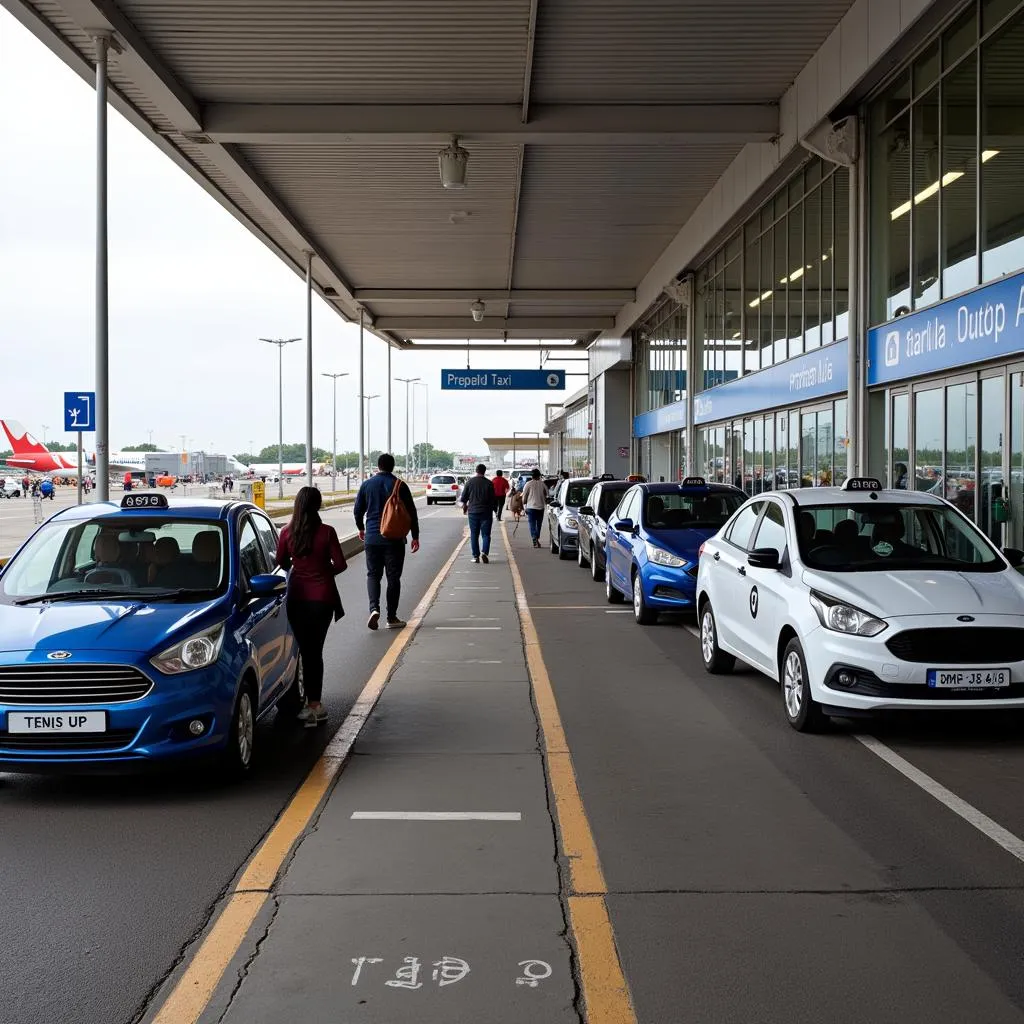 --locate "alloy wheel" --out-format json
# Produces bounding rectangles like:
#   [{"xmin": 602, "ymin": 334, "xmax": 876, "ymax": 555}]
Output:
[
  {"xmin": 237, "ymin": 691, "xmax": 254, "ymax": 767},
  {"xmin": 783, "ymin": 651, "xmax": 803, "ymax": 719}
]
